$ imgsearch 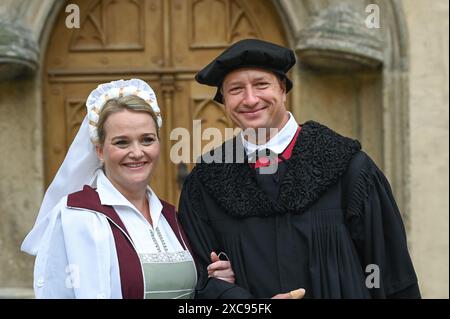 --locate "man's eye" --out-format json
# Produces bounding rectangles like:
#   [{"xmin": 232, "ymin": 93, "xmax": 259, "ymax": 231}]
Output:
[
  {"xmin": 229, "ymin": 87, "xmax": 243, "ymax": 94},
  {"xmin": 256, "ymin": 82, "xmax": 270, "ymax": 88}
]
